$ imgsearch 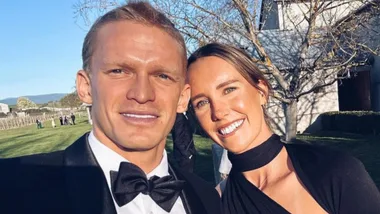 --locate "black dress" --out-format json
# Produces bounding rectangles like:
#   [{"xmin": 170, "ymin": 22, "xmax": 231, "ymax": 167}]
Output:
[{"xmin": 222, "ymin": 135, "xmax": 380, "ymax": 214}]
